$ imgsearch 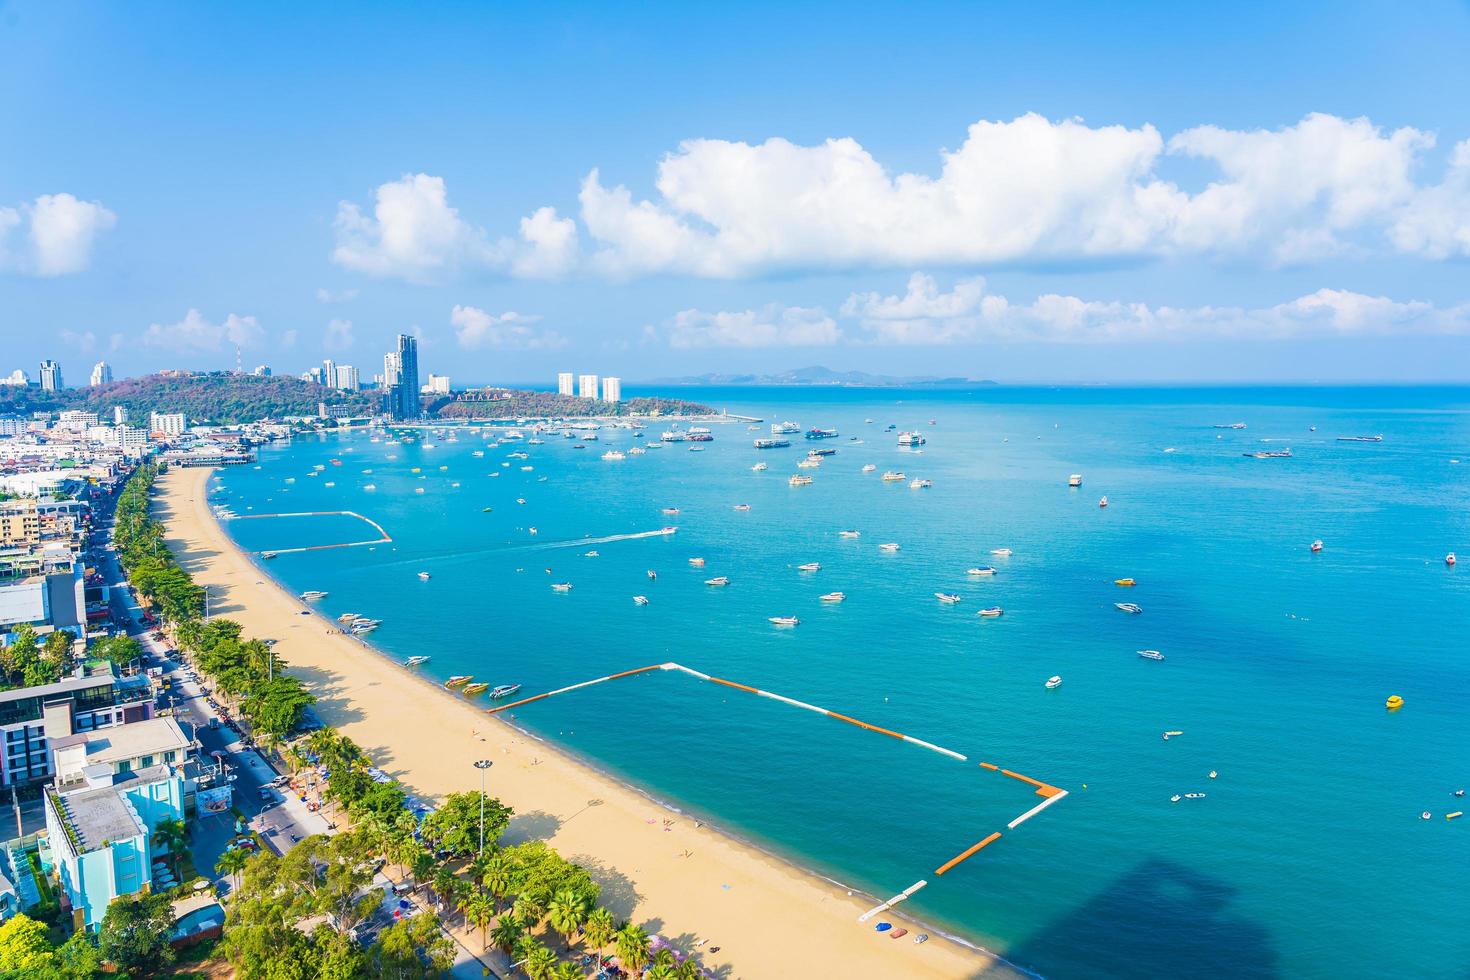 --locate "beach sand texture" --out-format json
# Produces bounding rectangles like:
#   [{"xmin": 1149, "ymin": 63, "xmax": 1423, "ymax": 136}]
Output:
[{"xmin": 157, "ymin": 466, "xmax": 1016, "ymax": 979}]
